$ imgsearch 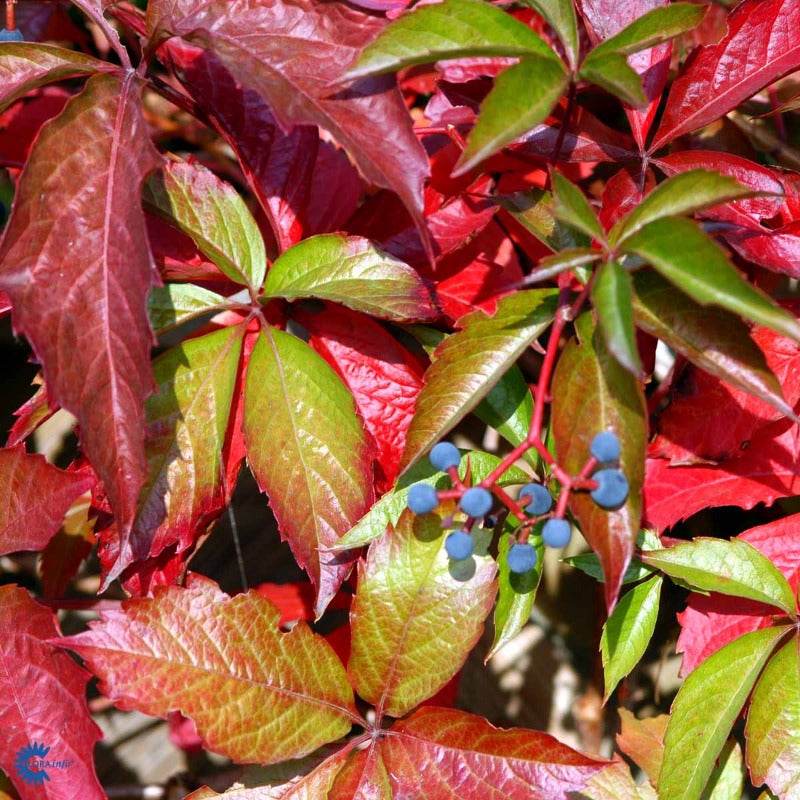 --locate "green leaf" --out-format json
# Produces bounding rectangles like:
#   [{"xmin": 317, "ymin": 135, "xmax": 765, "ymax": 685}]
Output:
[
  {"xmin": 473, "ymin": 366, "xmax": 538, "ymax": 470},
  {"xmin": 551, "ymin": 172, "xmax": 605, "ymax": 242},
  {"xmin": 400, "ymin": 289, "xmax": 557, "ymax": 471},
  {"xmin": 565, "ymin": 530, "xmax": 660, "ymax": 584},
  {"xmin": 611, "ymin": 170, "xmax": 758, "ymax": 246},
  {"xmin": 579, "ymin": 51, "xmax": 647, "ymax": 107},
  {"xmin": 523, "ymin": 248, "xmax": 601, "ymax": 285},
  {"xmin": 745, "ymin": 635, "xmax": 800, "ymax": 799},
  {"xmin": 348, "ymin": 506, "xmax": 497, "ymax": 717},
  {"xmin": 631, "ymin": 270, "xmax": 796, "ymax": 420},
  {"xmin": 623, "ymin": 217, "xmax": 800, "ymax": 344},
  {"xmin": 601, "ymin": 575, "xmax": 662, "ymax": 701},
  {"xmin": 333, "ymin": 451, "xmax": 528, "ymax": 552},
  {"xmin": 144, "ymin": 162, "xmax": 266, "ymax": 290},
  {"xmin": 592, "ymin": 259, "xmax": 642, "ymax": 377},
  {"xmin": 518, "ymin": 0, "xmax": 579, "ymax": 69},
  {"xmin": 551, "ymin": 313, "xmax": 647, "ymax": 611},
  {"xmin": 660, "ymin": 626, "xmax": 790, "ymax": 800},
  {"xmin": 343, "ymin": 0, "xmax": 558, "ymax": 81},
  {"xmin": 454, "ymin": 55, "xmax": 568, "ymax": 175},
  {"xmin": 490, "ymin": 527, "xmax": 544, "ymax": 659},
  {"xmin": 641, "ymin": 538, "xmax": 796, "ymax": 614},
  {"xmin": 702, "ymin": 739, "xmax": 744, "ymax": 800},
  {"xmin": 262, "ymin": 234, "xmax": 436, "ymax": 322},
  {"xmin": 497, "ymin": 189, "xmax": 583, "ymax": 252},
  {"xmin": 148, "ymin": 283, "xmax": 227, "ymax": 335},
  {"xmin": 585, "ymin": 3, "xmax": 705, "ymax": 60},
  {"xmin": 243, "ymin": 327, "xmax": 373, "ymax": 615}
]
